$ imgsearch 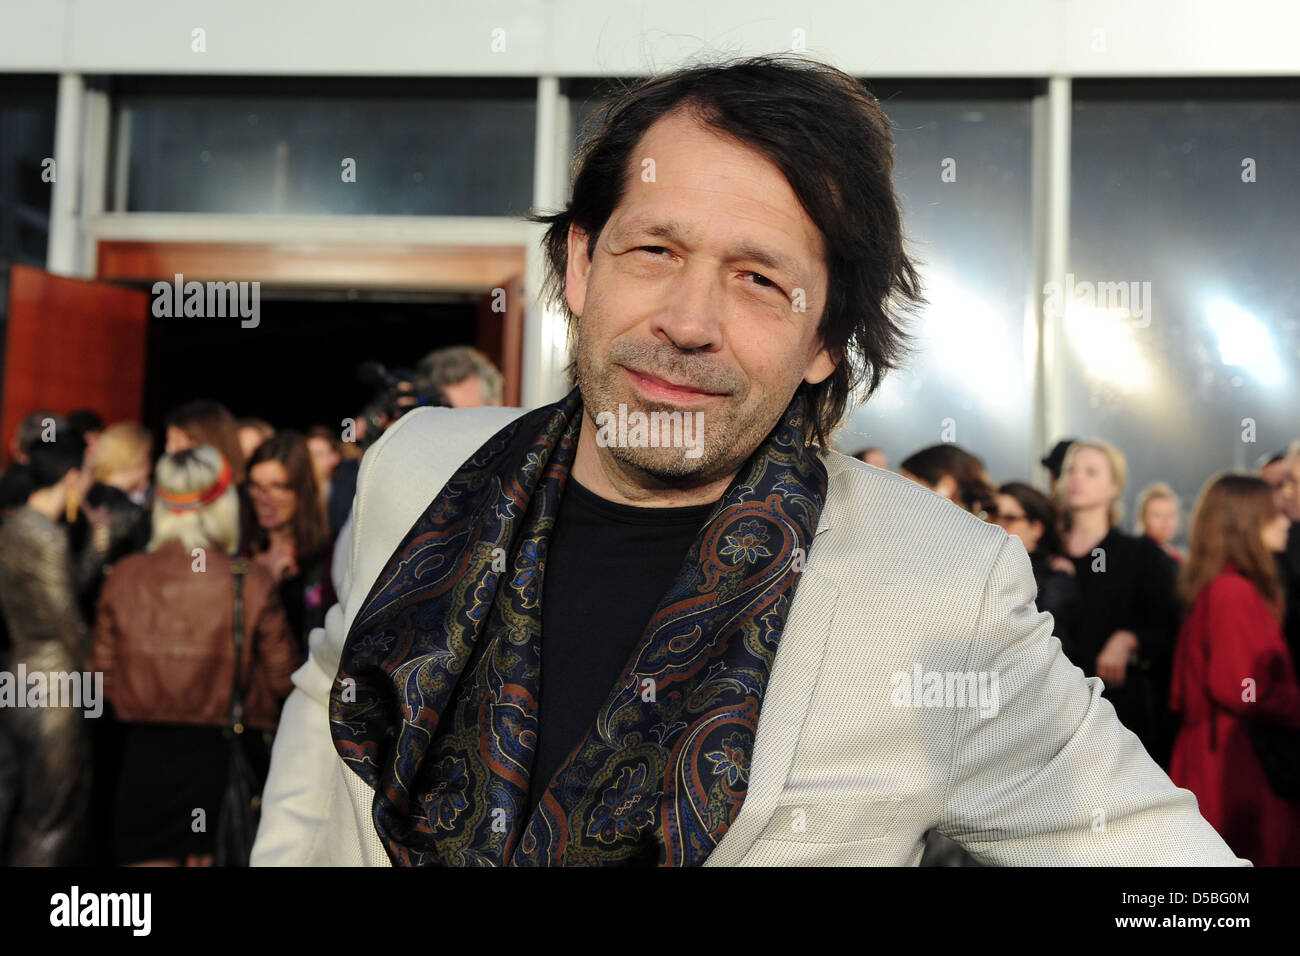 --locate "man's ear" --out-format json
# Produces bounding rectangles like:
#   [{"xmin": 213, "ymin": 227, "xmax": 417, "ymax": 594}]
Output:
[
  {"xmin": 803, "ymin": 341, "xmax": 839, "ymax": 387},
  {"xmin": 564, "ymin": 223, "xmax": 593, "ymax": 318}
]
